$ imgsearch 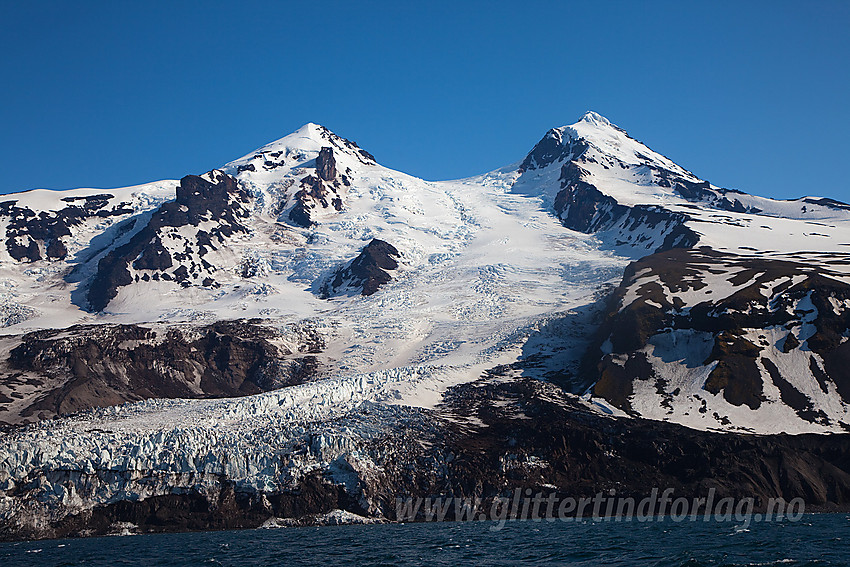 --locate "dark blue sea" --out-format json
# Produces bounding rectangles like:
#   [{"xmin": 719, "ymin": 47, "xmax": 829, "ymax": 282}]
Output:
[{"xmin": 2, "ymin": 515, "xmax": 847, "ymax": 566}]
